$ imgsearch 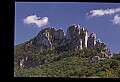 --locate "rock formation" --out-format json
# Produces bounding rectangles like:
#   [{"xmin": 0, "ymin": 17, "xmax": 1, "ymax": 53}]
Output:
[
  {"xmin": 88, "ymin": 32, "xmax": 96, "ymax": 47},
  {"xmin": 15, "ymin": 24, "xmax": 113, "ymax": 68},
  {"xmin": 66, "ymin": 24, "xmax": 81, "ymax": 50},
  {"xmin": 96, "ymin": 39, "xmax": 113, "ymax": 59},
  {"xmin": 32, "ymin": 24, "xmax": 112, "ymax": 58},
  {"xmin": 33, "ymin": 27, "xmax": 65, "ymax": 49},
  {"xmin": 19, "ymin": 57, "xmax": 37, "ymax": 68}
]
